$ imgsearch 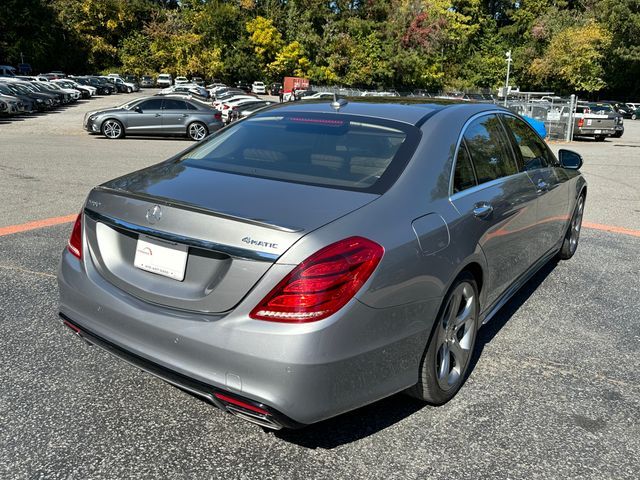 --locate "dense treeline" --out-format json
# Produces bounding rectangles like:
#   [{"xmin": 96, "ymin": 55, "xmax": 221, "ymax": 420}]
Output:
[{"xmin": 1, "ymin": 0, "xmax": 639, "ymax": 97}]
